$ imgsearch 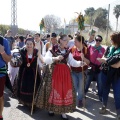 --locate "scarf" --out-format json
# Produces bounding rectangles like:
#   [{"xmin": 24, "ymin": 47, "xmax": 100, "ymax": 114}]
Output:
[
  {"xmin": 93, "ymin": 45, "xmax": 102, "ymax": 52},
  {"xmin": 107, "ymin": 46, "xmax": 120, "ymax": 58}
]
